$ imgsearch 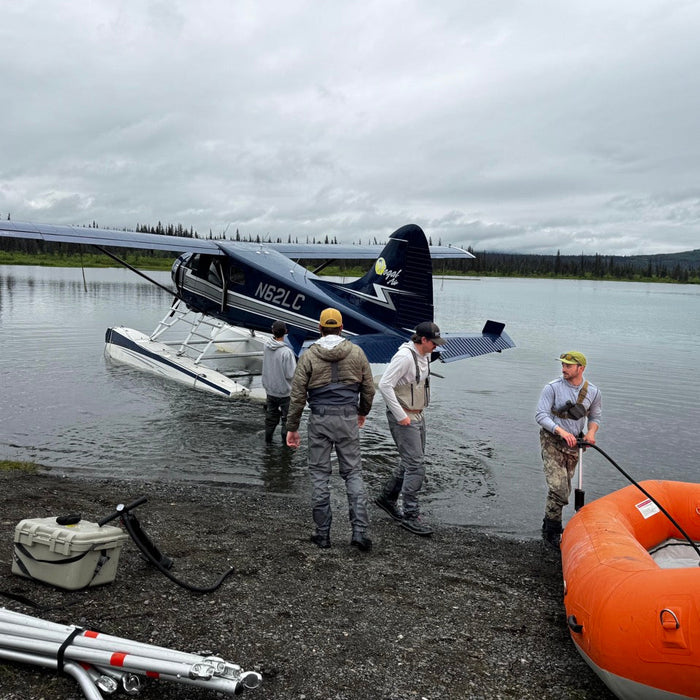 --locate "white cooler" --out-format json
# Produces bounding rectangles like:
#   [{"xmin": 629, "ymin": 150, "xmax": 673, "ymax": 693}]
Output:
[{"xmin": 12, "ymin": 517, "xmax": 129, "ymax": 590}]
